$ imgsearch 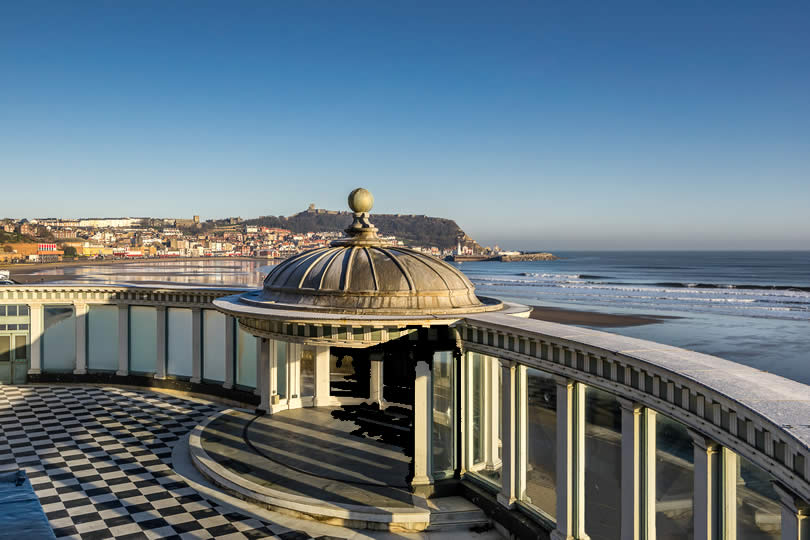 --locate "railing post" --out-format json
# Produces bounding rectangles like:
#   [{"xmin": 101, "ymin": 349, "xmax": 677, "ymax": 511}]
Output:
[
  {"xmin": 116, "ymin": 304, "xmax": 128, "ymax": 376},
  {"xmin": 689, "ymin": 430, "xmax": 721, "ymax": 540},
  {"xmin": 190, "ymin": 307, "xmax": 201, "ymax": 383},
  {"xmin": 412, "ymin": 359, "xmax": 433, "ymax": 486},
  {"xmin": 619, "ymin": 399, "xmax": 642, "ymax": 540},
  {"xmin": 497, "ymin": 358, "xmax": 518, "ymax": 508},
  {"xmin": 223, "ymin": 315, "xmax": 234, "ymax": 389},
  {"xmin": 155, "ymin": 306, "xmax": 167, "ymax": 379},
  {"xmin": 73, "ymin": 302, "xmax": 88, "ymax": 375},
  {"xmin": 28, "ymin": 303, "xmax": 43, "ymax": 375},
  {"xmin": 773, "ymin": 483, "xmax": 810, "ymax": 540},
  {"xmin": 313, "ymin": 345, "xmax": 331, "ymax": 407},
  {"xmin": 552, "ymin": 378, "xmax": 588, "ymax": 540}
]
